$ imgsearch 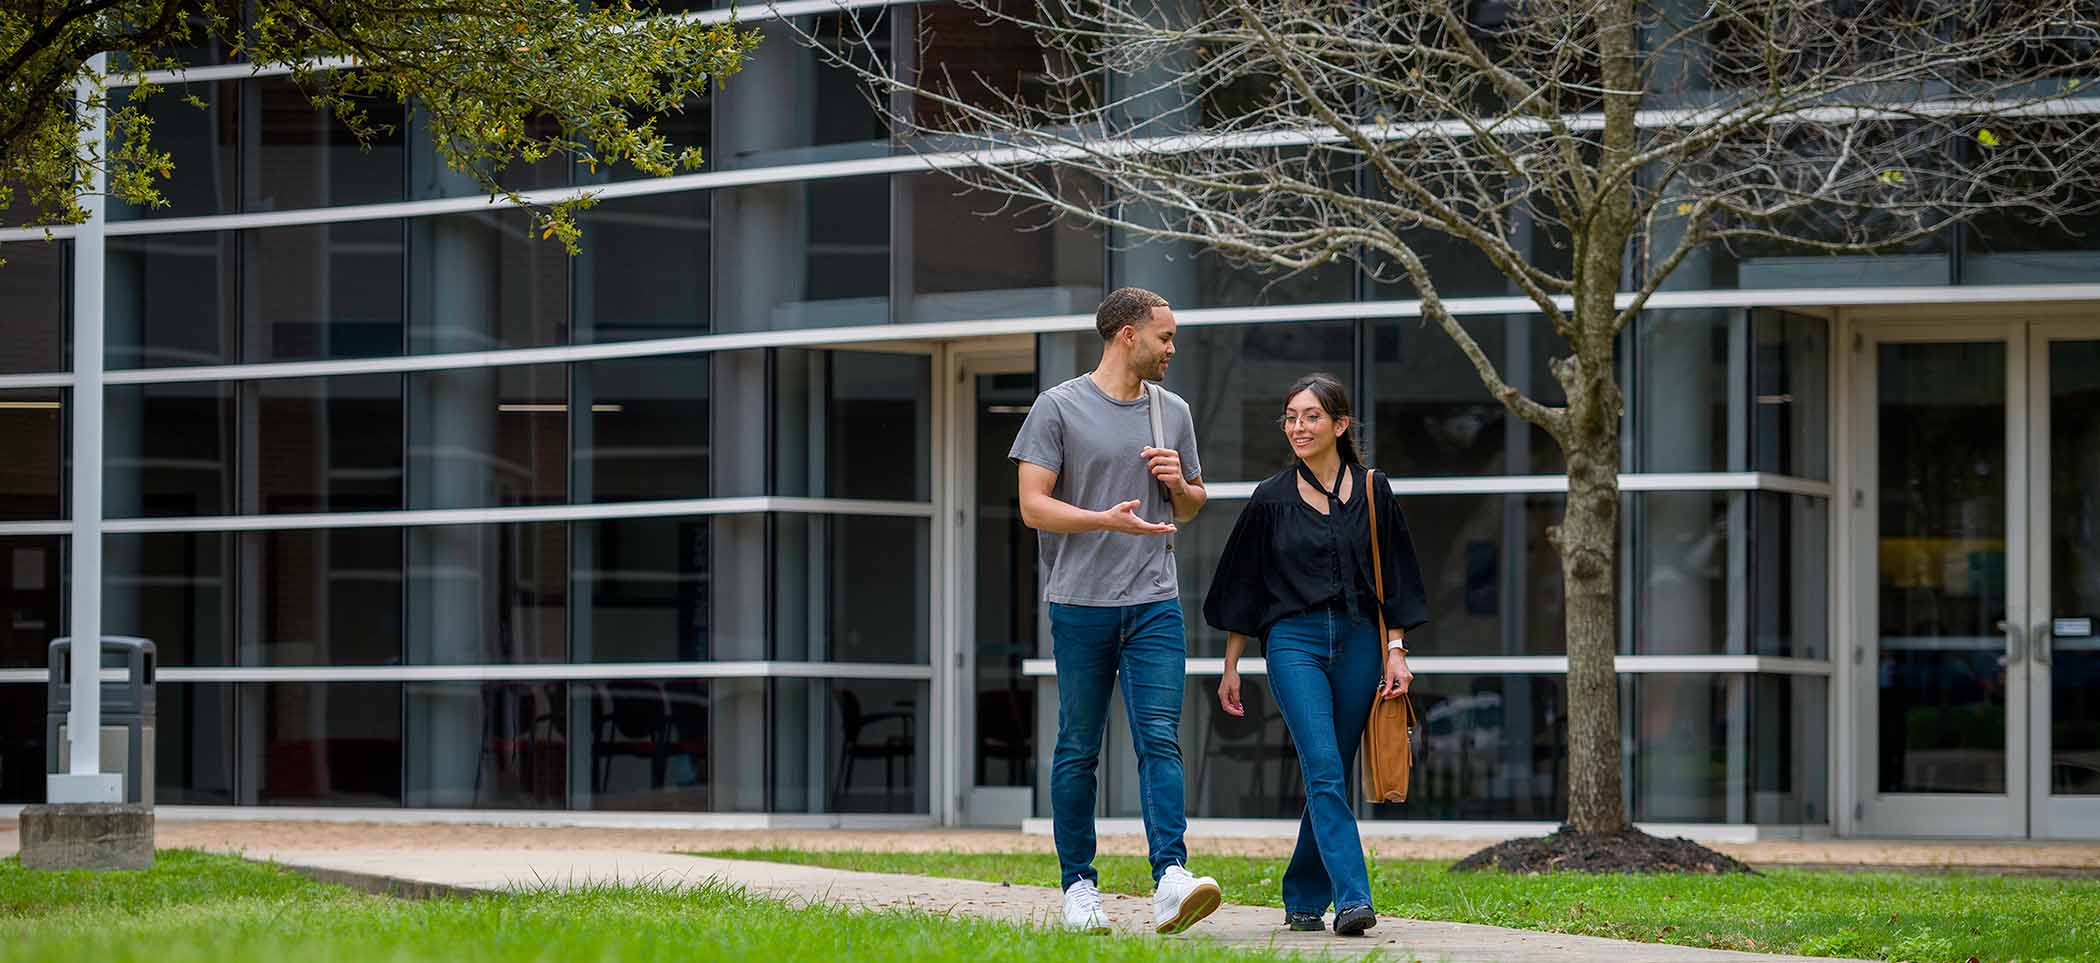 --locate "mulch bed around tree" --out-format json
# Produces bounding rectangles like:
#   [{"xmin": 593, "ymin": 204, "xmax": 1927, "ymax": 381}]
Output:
[{"xmin": 1450, "ymin": 825, "xmax": 1757, "ymax": 875}]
